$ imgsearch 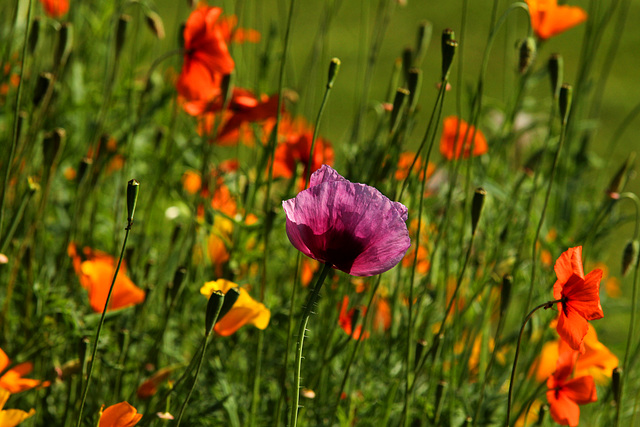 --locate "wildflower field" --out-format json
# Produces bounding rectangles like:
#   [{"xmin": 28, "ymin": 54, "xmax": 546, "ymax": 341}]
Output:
[{"xmin": 2, "ymin": 0, "xmax": 640, "ymax": 426}]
